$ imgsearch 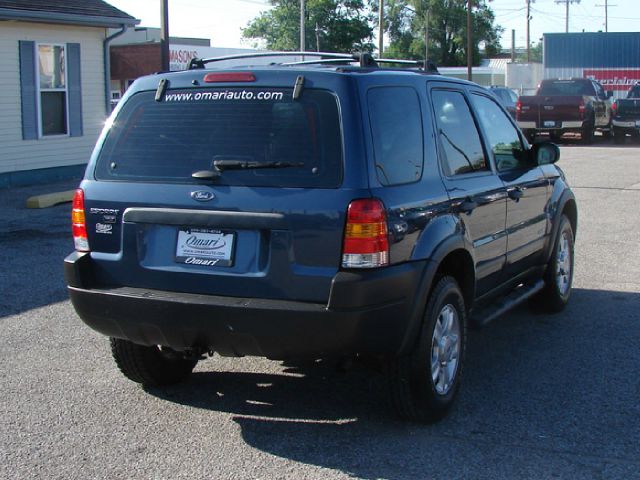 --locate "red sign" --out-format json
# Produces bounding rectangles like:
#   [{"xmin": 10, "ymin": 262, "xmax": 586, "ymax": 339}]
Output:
[{"xmin": 584, "ymin": 69, "xmax": 640, "ymax": 91}]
